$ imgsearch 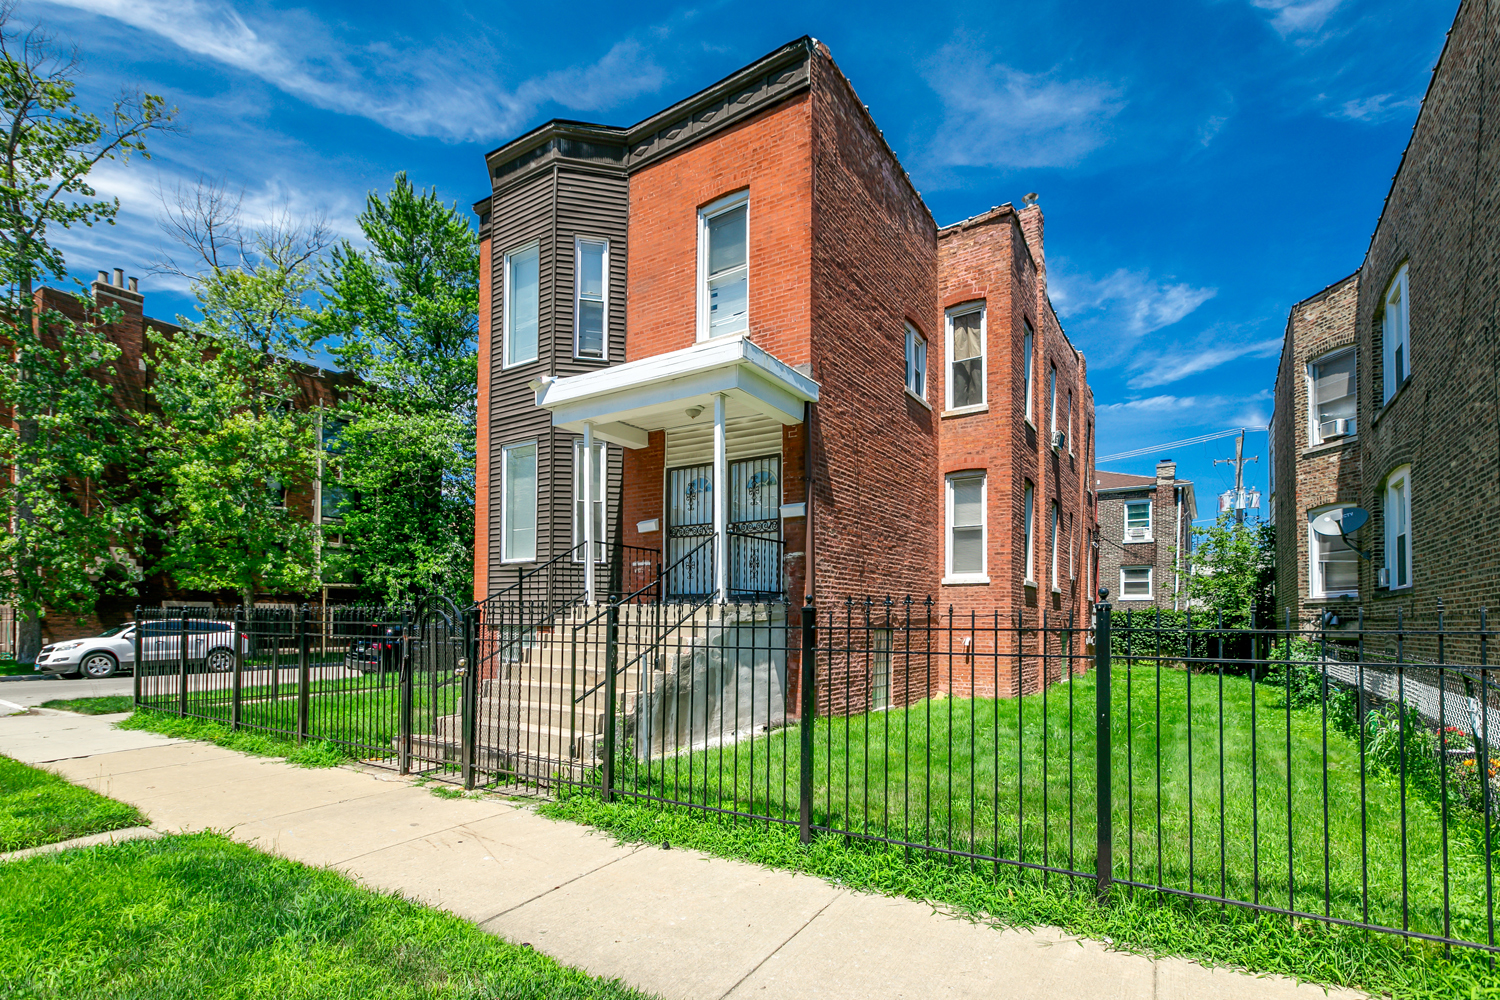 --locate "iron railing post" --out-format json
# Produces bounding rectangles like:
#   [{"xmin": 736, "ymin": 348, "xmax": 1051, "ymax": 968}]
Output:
[
  {"xmin": 461, "ymin": 606, "xmax": 478, "ymax": 790},
  {"xmin": 399, "ymin": 608, "xmax": 413, "ymax": 775},
  {"xmin": 231, "ymin": 605, "xmax": 244, "ymax": 730},
  {"xmin": 602, "ymin": 601, "xmax": 620, "ymax": 802},
  {"xmin": 297, "ymin": 604, "xmax": 311, "ymax": 742},
  {"xmin": 132, "ymin": 605, "xmax": 142, "ymax": 708},
  {"xmin": 177, "ymin": 606, "xmax": 188, "ymax": 717},
  {"xmin": 1095, "ymin": 600, "xmax": 1113, "ymax": 901},
  {"xmin": 800, "ymin": 600, "xmax": 817, "ymax": 844}
]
